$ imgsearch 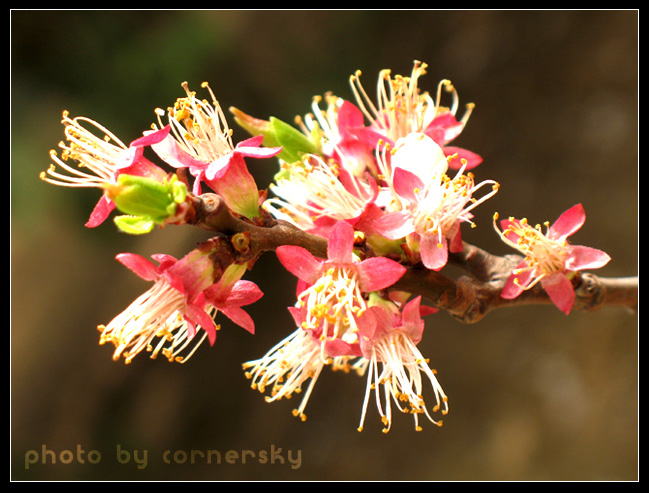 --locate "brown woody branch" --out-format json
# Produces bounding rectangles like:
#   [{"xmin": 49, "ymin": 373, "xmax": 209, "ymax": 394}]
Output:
[{"xmin": 187, "ymin": 193, "xmax": 638, "ymax": 323}]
